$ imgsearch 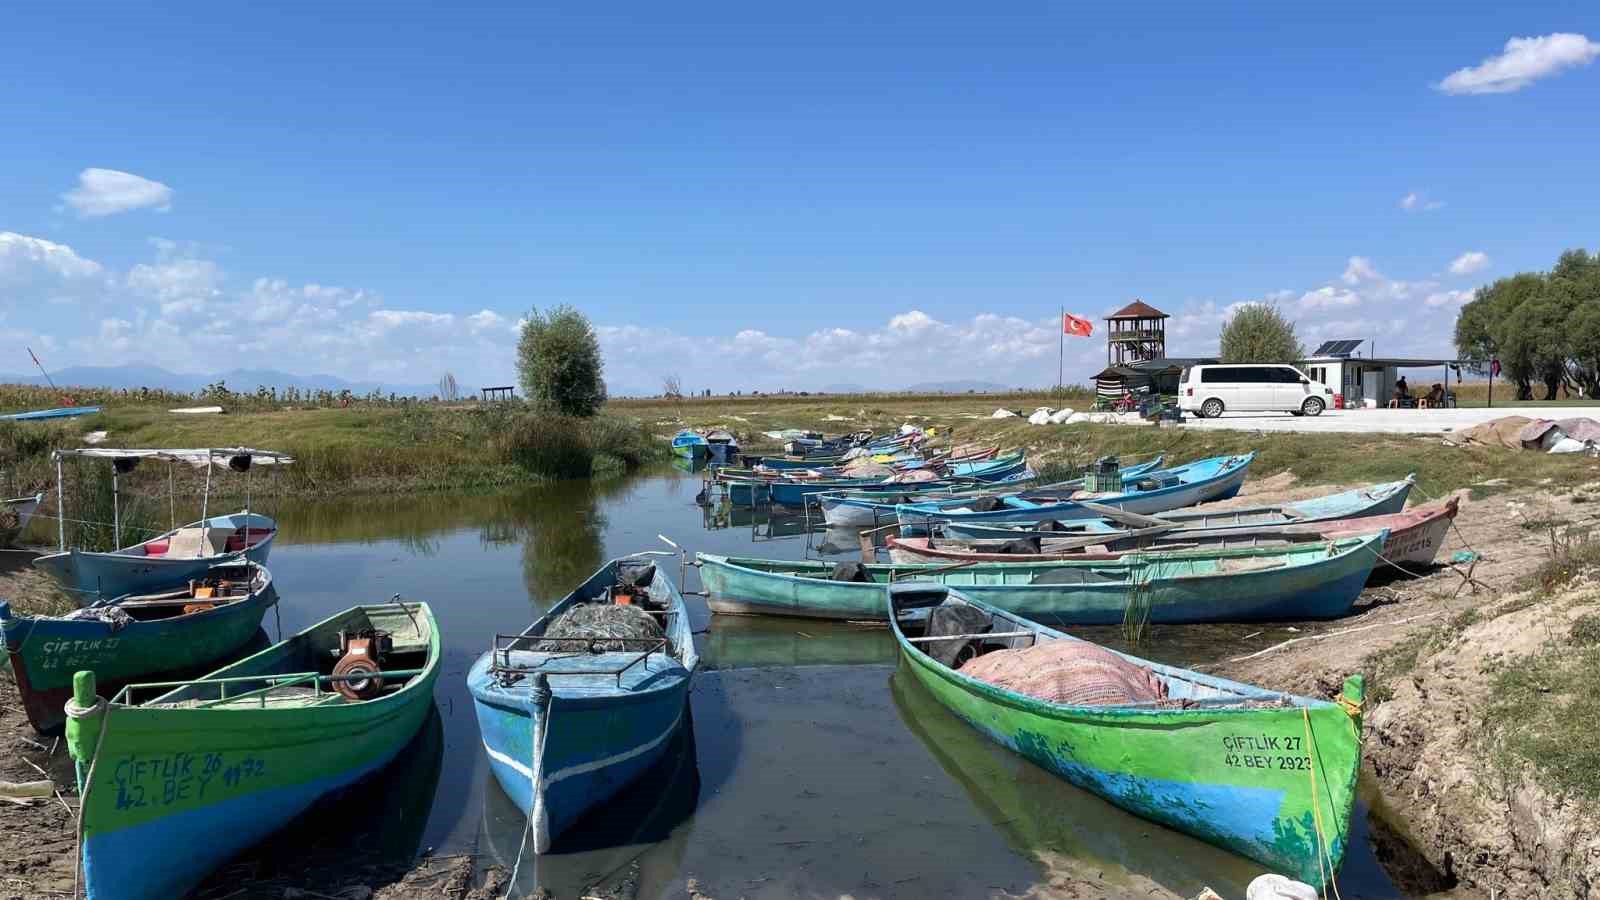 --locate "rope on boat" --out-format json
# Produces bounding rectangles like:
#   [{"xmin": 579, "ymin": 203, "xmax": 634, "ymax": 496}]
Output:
[
  {"xmin": 506, "ymin": 674, "xmax": 552, "ymax": 897},
  {"xmin": 1300, "ymin": 706, "xmax": 1344, "ymax": 900},
  {"xmin": 65, "ymin": 695, "xmax": 111, "ymax": 900}
]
